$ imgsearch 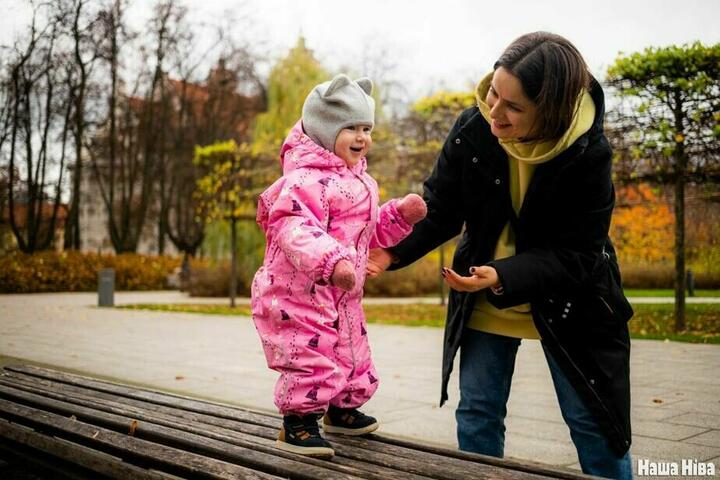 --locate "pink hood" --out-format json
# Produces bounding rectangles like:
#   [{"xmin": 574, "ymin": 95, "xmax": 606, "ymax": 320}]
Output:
[{"xmin": 279, "ymin": 120, "xmax": 367, "ymax": 176}]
